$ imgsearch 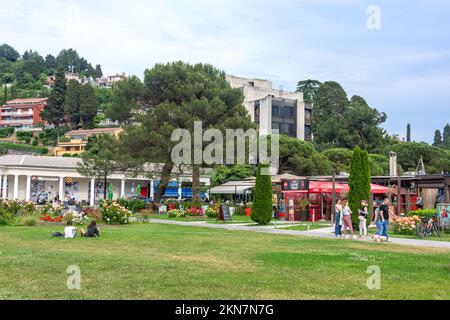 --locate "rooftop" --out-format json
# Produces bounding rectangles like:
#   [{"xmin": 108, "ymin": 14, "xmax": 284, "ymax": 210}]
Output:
[
  {"xmin": 65, "ymin": 127, "xmax": 123, "ymax": 136},
  {"xmin": 5, "ymin": 98, "xmax": 48, "ymax": 105}
]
